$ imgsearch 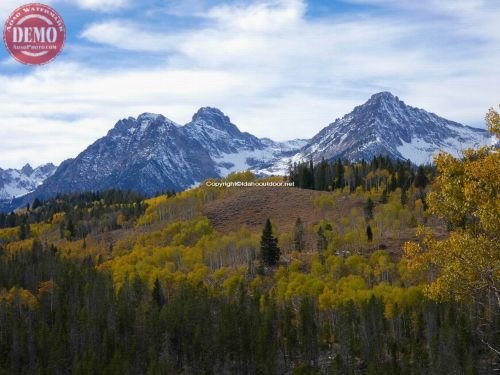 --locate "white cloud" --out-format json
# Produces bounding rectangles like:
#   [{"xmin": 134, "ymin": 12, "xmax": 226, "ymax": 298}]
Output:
[
  {"xmin": 0, "ymin": 0, "xmax": 49, "ymax": 20},
  {"xmin": 0, "ymin": 0, "xmax": 127, "ymax": 19},
  {"xmin": 206, "ymin": 0, "xmax": 305, "ymax": 32},
  {"xmin": 1, "ymin": 0, "xmax": 499, "ymax": 168},
  {"xmin": 344, "ymin": 0, "xmax": 500, "ymax": 41},
  {"xmin": 73, "ymin": 0, "xmax": 129, "ymax": 12},
  {"xmin": 81, "ymin": 21, "xmax": 181, "ymax": 51},
  {"xmin": 0, "ymin": 116, "xmax": 108, "ymax": 168}
]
